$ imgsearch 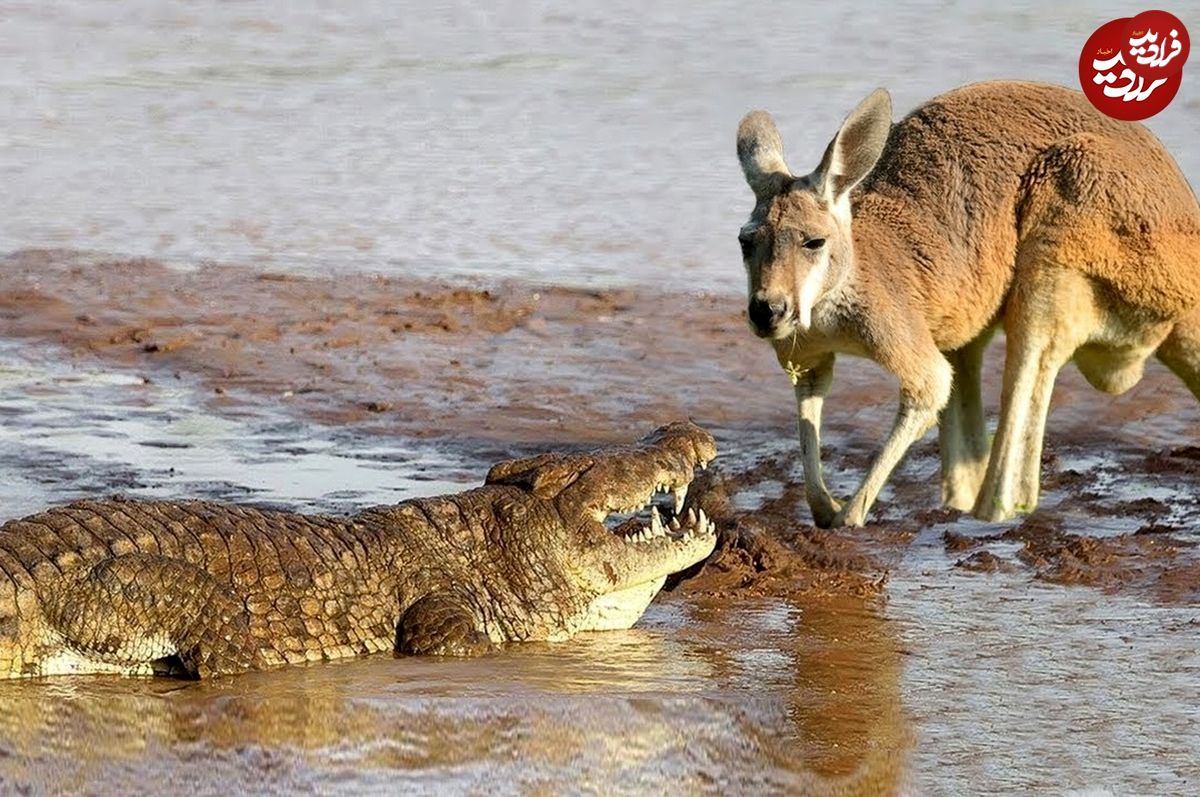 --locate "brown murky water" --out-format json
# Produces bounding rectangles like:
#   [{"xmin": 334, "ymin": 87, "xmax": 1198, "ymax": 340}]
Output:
[{"xmin": 0, "ymin": 595, "xmax": 909, "ymax": 795}]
